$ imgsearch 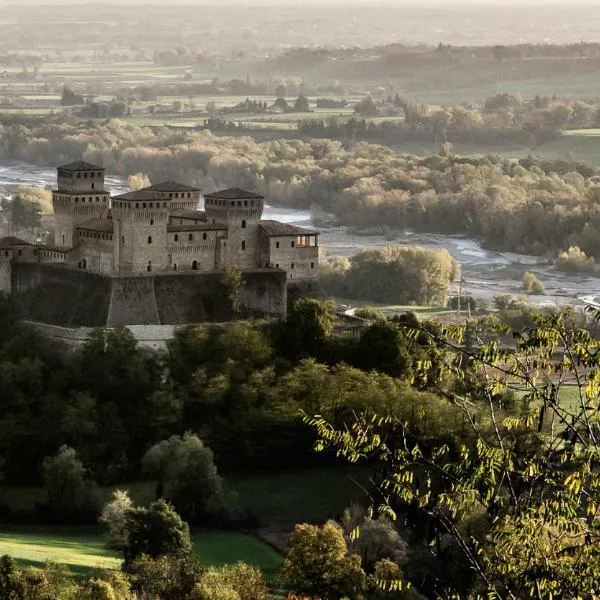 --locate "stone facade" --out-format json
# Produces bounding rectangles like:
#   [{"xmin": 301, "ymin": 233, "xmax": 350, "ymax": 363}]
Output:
[{"xmin": 0, "ymin": 160, "xmax": 319, "ymax": 324}]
